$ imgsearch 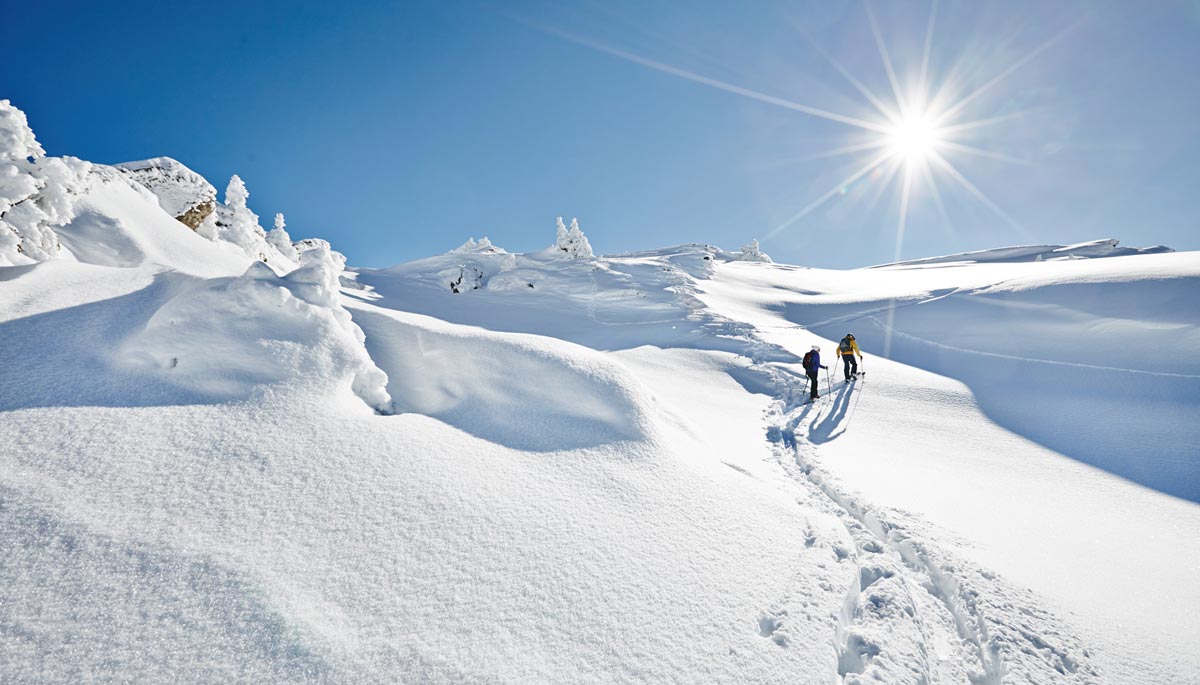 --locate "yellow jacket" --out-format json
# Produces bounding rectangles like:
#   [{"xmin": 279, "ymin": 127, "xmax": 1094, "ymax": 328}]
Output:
[{"xmin": 837, "ymin": 338, "xmax": 861, "ymax": 357}]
